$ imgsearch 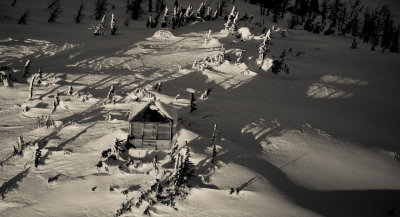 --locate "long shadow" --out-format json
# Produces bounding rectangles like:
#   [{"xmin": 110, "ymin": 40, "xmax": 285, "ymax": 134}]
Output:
[
  {"xmin": 162, "ymin": 68, "xmax": 400, "ymax": 216},
  {"xmin": 0, "ymin": 167, "xmax": 30, "ymax": 199}
]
